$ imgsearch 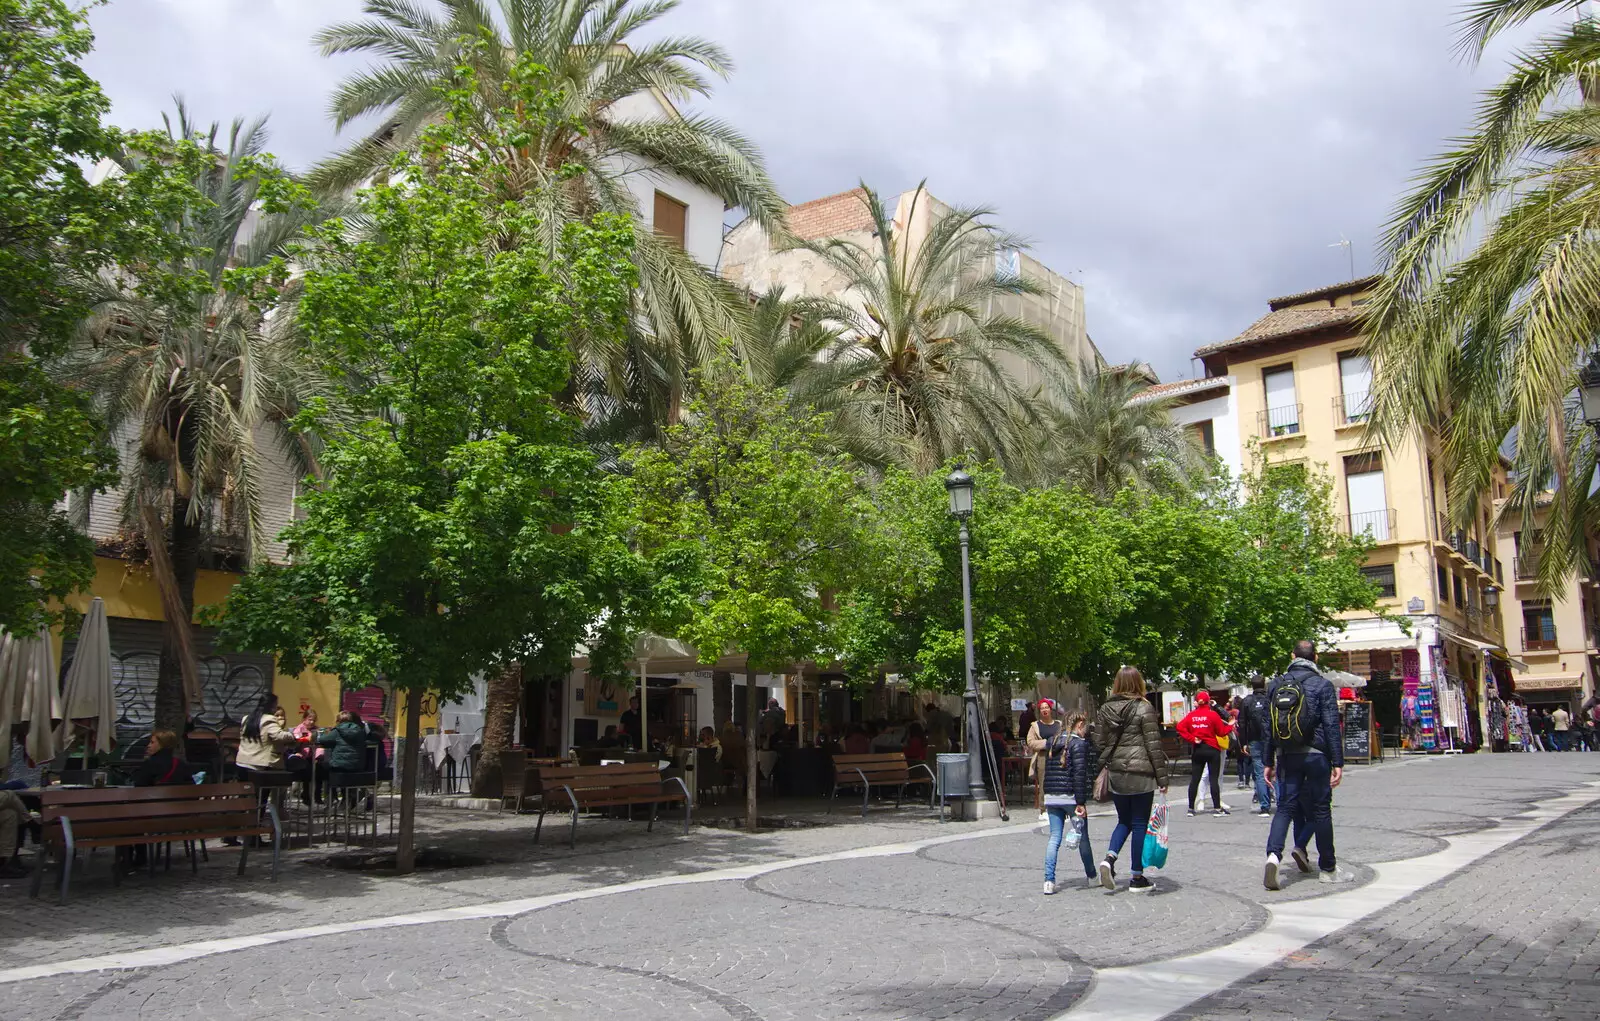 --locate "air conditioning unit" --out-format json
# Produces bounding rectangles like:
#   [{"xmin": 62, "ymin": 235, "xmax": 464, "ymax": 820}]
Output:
[{"xmin": 1450, "ymin": 530, "xmax": 1466, "ymax": 552}]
